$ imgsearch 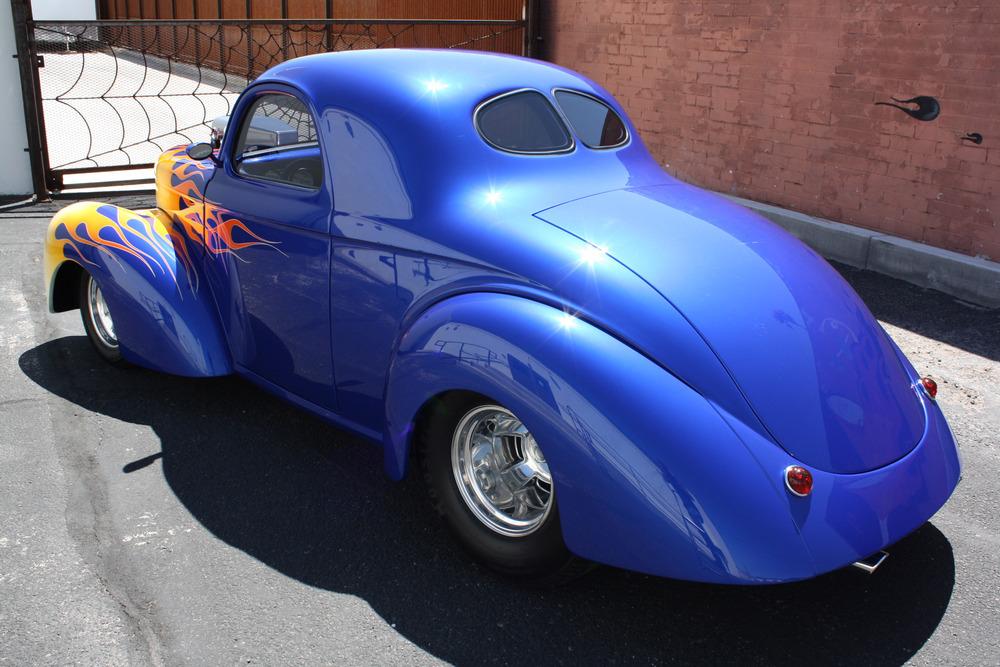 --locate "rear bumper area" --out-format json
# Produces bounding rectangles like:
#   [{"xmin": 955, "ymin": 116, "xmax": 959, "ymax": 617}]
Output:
[
  {"xmin": 716, "ymin": 387, "xmax": 960, "ymax": 583},
  {"xmin": 798, "ymin": 399, "xmax": 961, "ymax": 576},
  {"xmin": 732, "ymin": 393, "xmax": 961, "ymax": 580}
]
